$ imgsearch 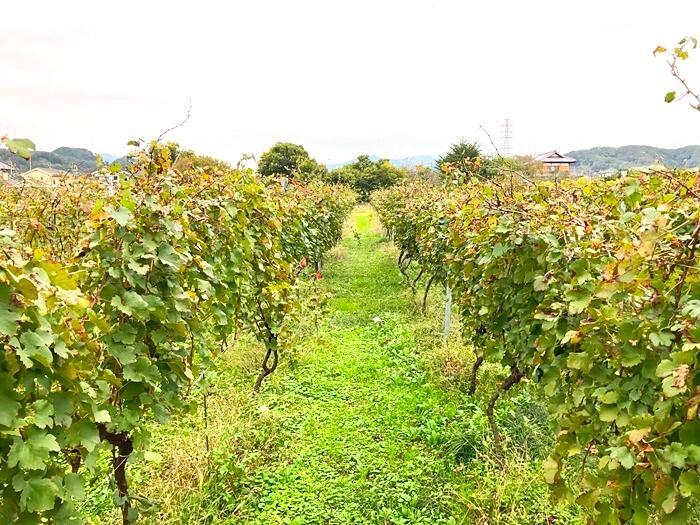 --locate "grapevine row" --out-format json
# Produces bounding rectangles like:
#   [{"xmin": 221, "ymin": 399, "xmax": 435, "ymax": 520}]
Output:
[
  {"xmin": 372, "ymin": 171, "xmax": 700, "ymax": 524},
  {"xmin": 0, "ymin": 142, "xmax": 355, "ymax": 524}
]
